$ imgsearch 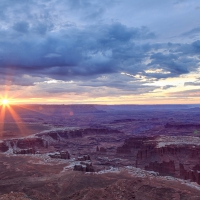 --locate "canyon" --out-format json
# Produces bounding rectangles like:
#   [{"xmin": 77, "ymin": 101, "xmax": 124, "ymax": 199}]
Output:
[{"xmin": 0, "ymin": 104, "xmax": 200, "ymax": 199}]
